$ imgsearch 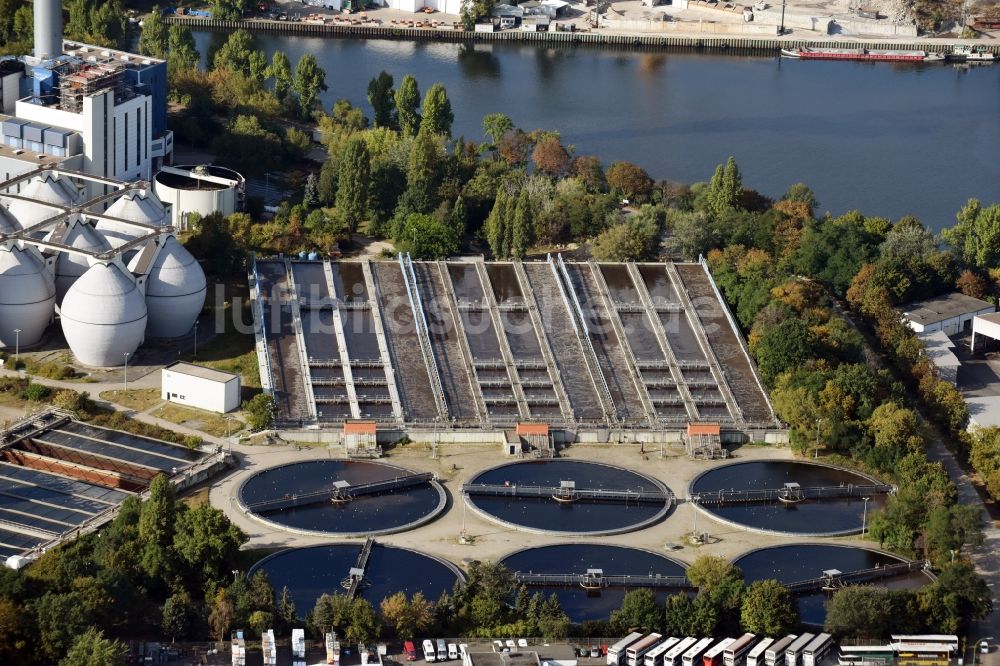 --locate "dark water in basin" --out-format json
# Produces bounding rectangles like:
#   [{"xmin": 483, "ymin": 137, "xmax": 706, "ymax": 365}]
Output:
[
  {"xmin": 500, "ymin": 544, "xmax": 687, "ymax": 622},
  {"xmin": 249, "ymin": 544, "xmax": 461, "ymax": 616},
  {"xmin": 691, "ymin": 461, "xmax": 886, "ymax": 535},
  {"xmin": 192, "ymin": 33, "xmax": 1000, "ymax": 227},
  {"xmin": 734, "ymin": 544, "xmax": 932, "ymax": 626},
  {"xmin": 467, "ymin": 460, "xmax": 670, "ymax": 534},
  {"xmin": 239, "ymin": 460, "xmax": 441, "ymax": 534}
]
